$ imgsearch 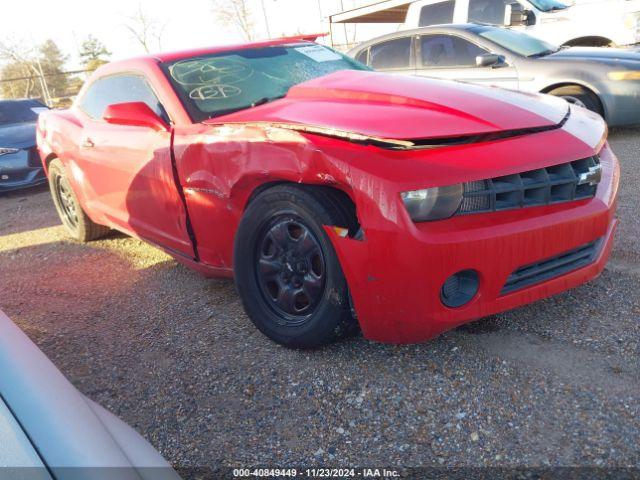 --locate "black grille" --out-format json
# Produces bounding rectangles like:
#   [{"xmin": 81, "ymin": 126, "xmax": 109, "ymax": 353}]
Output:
[
  {"xmin": 500, "ymin": 238, "xmax": 602, "ymax": 295},
  {"xmin": 458, "ymin": 156, "xmax": 600, "ymax": 215}
]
